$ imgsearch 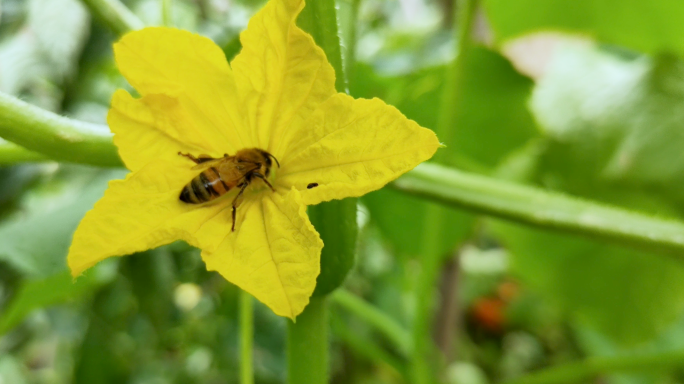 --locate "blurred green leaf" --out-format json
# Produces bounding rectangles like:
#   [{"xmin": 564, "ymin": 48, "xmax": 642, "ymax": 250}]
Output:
[
  {"xmin": 450, "ymin": 47, "xmax": 540, "ymax": 169},
  {"xmin": 0, "ymin": 165, "xmax": 43, "ymax": 217},
  {"xmin": 492, "ymin": 45, "xmax": 684, "ymax": 345},
  {"xmin": 493, "ymin": 222, "xmax": 684, "ymax": 345},
  {"xmin": 28, "ymin": 0, "xmax": 90, "ymax": 79},
  {"xmin": 356, "ymin": 47, "xmax": 538, "ymax": 256},
  {"xmin": 0, "ymin": 356, "xmax": 27, "ymax": 384},
  {"xmin": 353, "ymin": 60, "xmax": 474, "ymax": 256},
  {"xmin": 121, "ymin": 249, "xmax": 176, "ymax": 330},
  {"xmin": 533, "ymin": 47, "xmax": 684, "ymax": 206},
  {"xmin": 74, "ymin": 277, "xmax": 136, "ymax": 384},
  {"xmin": 0, "ymin": 167, "xmax": 126, "ymax": 276},
  {"xmin": 484, "ymin": 0, "xmax": 684, "ymax": 56},
  {"xmin": 364, "ymin": 188, "xmax": 472, "ymax": 257},
  {"xmin": 0, "ymin": 264, "xmax": 115, "ymax": 335},
  {"xmin": 134, "ymin": 0, "xmax": 198, "ymax": 31},
  {"xmin": 573, "ymin": 321, "xmax": 684, "ymax": 384},
  {"xmin": 0, "ymin": 30, "xmax": 42, "ymax": 95},
  {"xmin": 0, "ymin": 0, "xmax": 90, "ymax": 109},
  {"xmin": 352, "ymin": 47, "xmax": 540, "ymax": 169}
]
